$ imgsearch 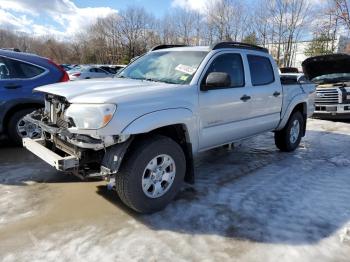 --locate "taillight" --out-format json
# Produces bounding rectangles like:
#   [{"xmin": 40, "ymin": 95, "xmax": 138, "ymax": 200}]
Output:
[
  {"xmin": 47, "ymin": 59, "xmax": 69, "ymax": 82},
  {"xmin": 60, "ymin": 68, "xmax": 70, "ymax": 82},
  {"xmin": 72, "ymin": 72, "xmax": 81, "ymax": 77}
]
